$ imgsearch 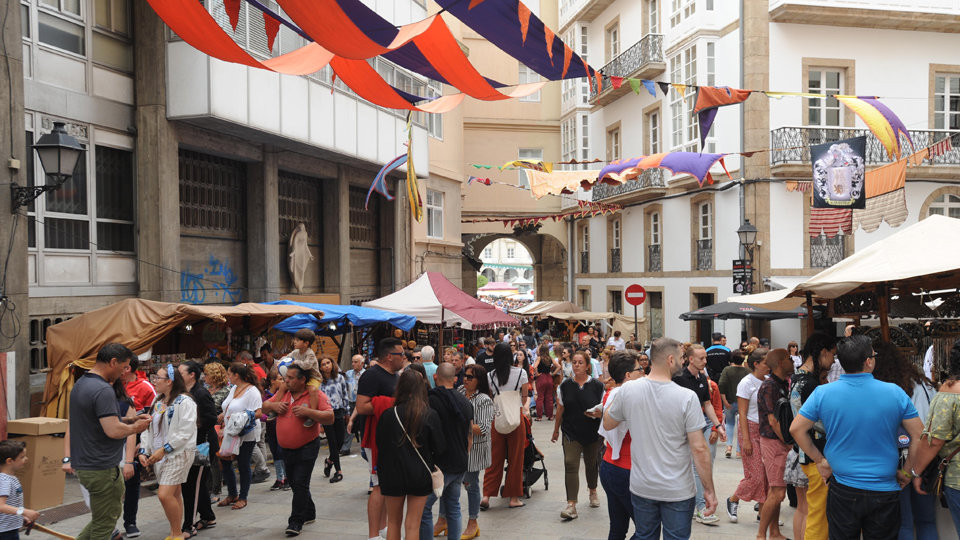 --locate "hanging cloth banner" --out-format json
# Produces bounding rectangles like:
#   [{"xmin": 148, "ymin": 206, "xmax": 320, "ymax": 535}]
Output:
[
  {"xmin": 694, "ymin": 86, "xmax": 754, "ymax": 150},
  {"xmin": 467, "ymin": 176, "xmax": 492, "ymax": 185},
  {"xmin": 405, "ymin": 117, "xmax": 423, "ymax": 223},
  {"xmin": 809, "ymin": 208, "xmax": 853, "ymax": 238},
  {"xmin": 786, "ymin": 181, "xmax": 812, "ymax": 192},
  {"xmin": 811, "ymin": 136, "xmax": 867, "ymax": 209},
  {"xmin": 864, "ymin": 157, "xmax": 907, "ymax": 198},
  {"xmin": 595, "ymin": 152, "xmax": 732, "ymax": 187},
  {"xmin": 366, "ymin": 155, "xmax": 403, "ymax": 209},
  {"xmin": 852, "ymin": 189, "xmax": 908, "ymax": 232},
  {"xmin": 929, "ymin": 135, "xmax": 954, "ymax": 159},
  {"xmin": 501, "ymin": 160, "xmax": 553, "ymax": 173},
  {"xmin": 835, "ymin": 96, "xmax": 913, "ymax": 159},
  {"xmin": 524, "ymin": 169, "xmax": 604, "ymax": 199}
]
